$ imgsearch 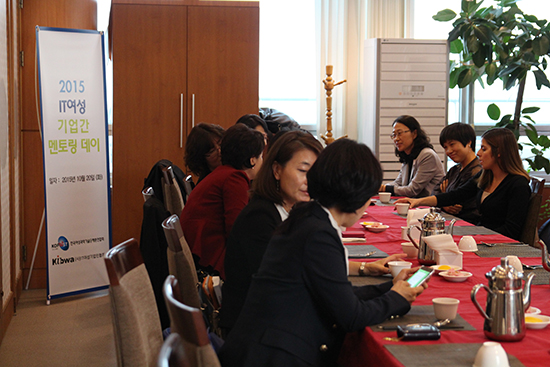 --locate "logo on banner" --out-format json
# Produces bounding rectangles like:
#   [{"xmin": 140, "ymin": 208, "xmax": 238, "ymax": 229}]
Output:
[{"xmin": 51, "ymin": 236, "xmax": 69, "ymax": 251}]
